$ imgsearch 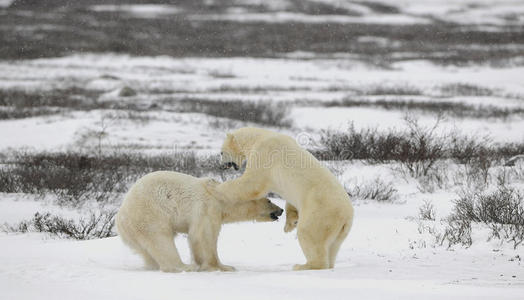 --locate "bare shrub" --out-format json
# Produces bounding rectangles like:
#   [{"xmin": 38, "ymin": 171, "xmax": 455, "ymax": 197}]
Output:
[
  {"xmin": 442, "ymin": 219, "xmax": 473, "ymax": 248},
  {"xmin": 315, "ymin": 124, "xmax": 404, "ymax": 161},
  {"xmin": 3, "ymin": 210, "xmax": 116, "ymax": 240},
  {"xmin": 498, "ymin": 163, "xmax": 524, "ymax": 185},
  {"xmin": 0, "ymin": 107, "xmax": 62, "ymax": 119},
  {"xmin": 398, "ymin": 116, "xmax": 445, "ymax": 177},
  {"xmin": 451, "ymin": 141, "xmax": 524, "ymax": 190},
  {"xmin": 315, "ymin": 117, "xmax": 524, "ymax": 189},
  {"xmin": 164, "ymin": 98, "xmax": 292, "ymax": 127},
  {"xmin": 0, "ymin": 151, "xmax": 212, "ymax": 207},
  {"xmin": 363, "ymin": 85, "xmax": 422, "ymax": 96},
  {"xmin": 110, "ymin": 110, "xmax": 154, "ymax": 125},
  {"xmin": 505, "ymin": 155, "xmax": 524, "ymax": 167},
  {"xmin": 414, "ymin": 163, "xmax": 449, "ymax": 193},
  {"xmin": 317, "ymin": 117, "xmax": 445, "ymax": 178},
  {"xmin": 419, "ymin": 200, "xmax": 436, "ymax": 221},
  {"xmin": 206, "ymin": 116, "xmax": 242, "ymax": 131},
  {"xmin": 207, "ymin": 69, "xmax": 236, "ymax": 78},
  {"xmin": 450, "ymin": 136, "xmax": 524, "ymax": 189},
  {"xmin": 0, "ymin": 152, "xmax": 127, "ymax": 206},
  {"xmin": 290, "ymin": 0, "xmax": 362, "ymax": 15},
  {"xmin": 325, "ymin": 162, "xmax": 348, "ymax": 178},
  {"xmin": 417, "ymin": 221, "xmax": 443, "ymax": 246},
  {"xmin": 211, "ymin": 85, "xmax": 309, "ymax": 93},
  {"xmin": 442, "ymin": 186, "xmax": 524, "ymax": 249},
  {"xmin": 0, "ymin": 87, "xmax": 112, "ymax": 119},
  {"xmin": 321, "ymin": 98, "xmax": 524, "ymax": 119},
  {"xmin": 448, "ymin": 133, "xmax": 490, "ymax": 164},
  {"xmin": 440, "ymin": 83, "xmax": 494, "ymax": 97},
  {"xmin": 3, "ymin": 3, "xmax": 524, "ymax": 67},
  {"xmin": 0, "ymin": 88, "xmax": 101, "ymax": 108},
  {"xmin": 495, "ymin": 143, "xmax": 524, "ymax": 161},
  {"xmin": 454, "ymin": 155, "xmax": 494, "ymax": 189},
  {"xmin": 346, "ymin": 178, "xmax": 397, "ymax": 201}
]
